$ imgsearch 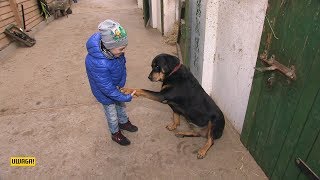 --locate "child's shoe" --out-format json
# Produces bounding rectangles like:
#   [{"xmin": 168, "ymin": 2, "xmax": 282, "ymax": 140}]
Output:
[
  {"xmin": 111, "ymin": 131, "xmax": 130, "ymax": 146},
  {"xmin": 119, "ymin": 120, "xmax": 138, "ymax": 132}
]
